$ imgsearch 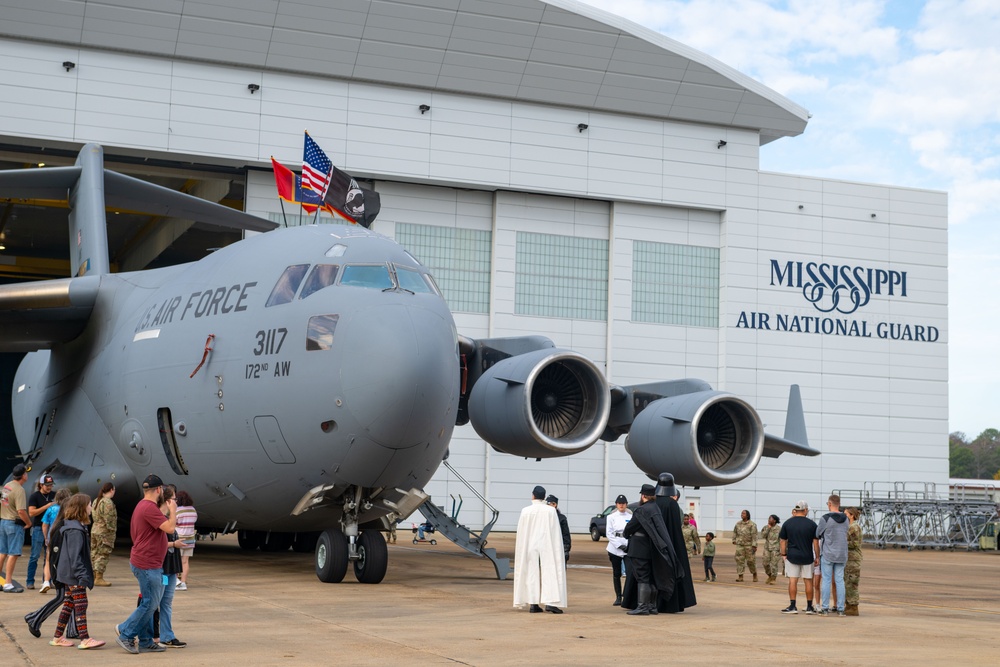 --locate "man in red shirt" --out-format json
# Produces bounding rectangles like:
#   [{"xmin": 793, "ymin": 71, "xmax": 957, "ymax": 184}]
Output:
[{"xmin": 115, "ymin": 474, "xmax": 176, "ymax": 654}]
